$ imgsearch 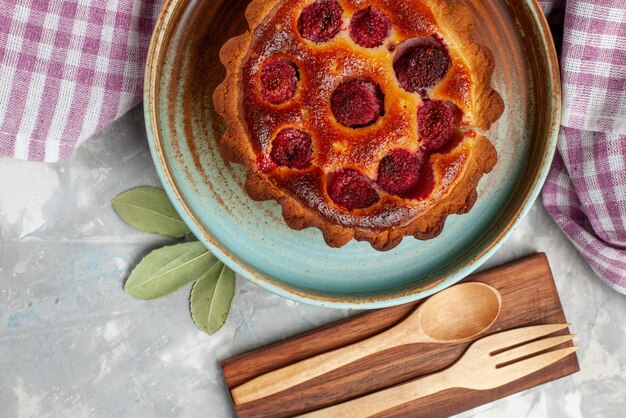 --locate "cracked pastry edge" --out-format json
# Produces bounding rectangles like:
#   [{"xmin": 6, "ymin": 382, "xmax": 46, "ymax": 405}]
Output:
[
  {"xmin": 426, "ymin": 0, "xmax": 505, "ymax": 130},
  {"xmin": 213, "ymin": 0, "xmax": 500, "ymax": 250}
]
